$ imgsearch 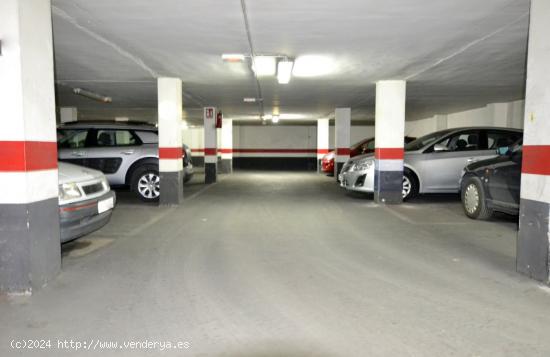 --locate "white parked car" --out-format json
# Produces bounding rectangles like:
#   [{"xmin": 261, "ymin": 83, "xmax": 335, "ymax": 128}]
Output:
[{"xmin": 58, "ymin": 162, "xmax": 116, "ymax": 243}]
